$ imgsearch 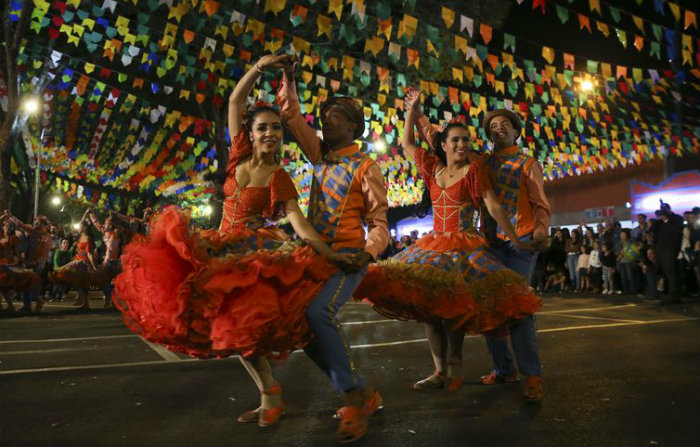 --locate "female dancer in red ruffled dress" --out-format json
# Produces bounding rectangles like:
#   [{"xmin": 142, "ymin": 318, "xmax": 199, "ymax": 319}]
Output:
[
  {"xmin": 113, "ymin": 54, "xmax": 345, "ymax": 428},
  {"xmin": 0, "ymin": 216, "xmax": 40, "ymax": 312},
  {"xmin": 354, "ymin": 89, "xmax": 542, "ymax": 390},
  {"xmin": 50, "ymin": 210, "xmax": 104, "ymax": 310}
]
